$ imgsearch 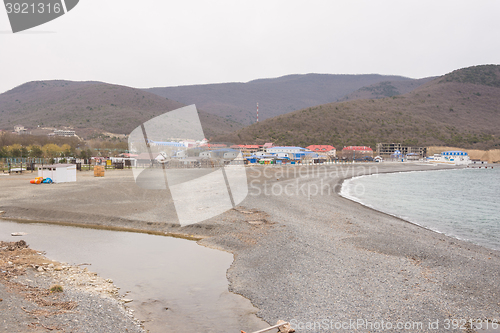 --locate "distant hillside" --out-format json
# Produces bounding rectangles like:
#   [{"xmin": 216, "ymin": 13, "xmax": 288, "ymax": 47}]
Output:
[
  {"xmin": 441, "ymin": 64, "xmax": 500, "ymax": 87},
  {"xmin": 215, "ymin": 65, "xmax": 500, "ymax": 150},
  {"xmin": 0, "ymin": 80, "xmax": 239, "ymax": 139},
  {"xmin": 338, "ymin": 77, "xmax": 435, "ymax": 101},
  {"xmin": 145, "ymin": 74, "xmax": 429, "ymax": 125}
]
